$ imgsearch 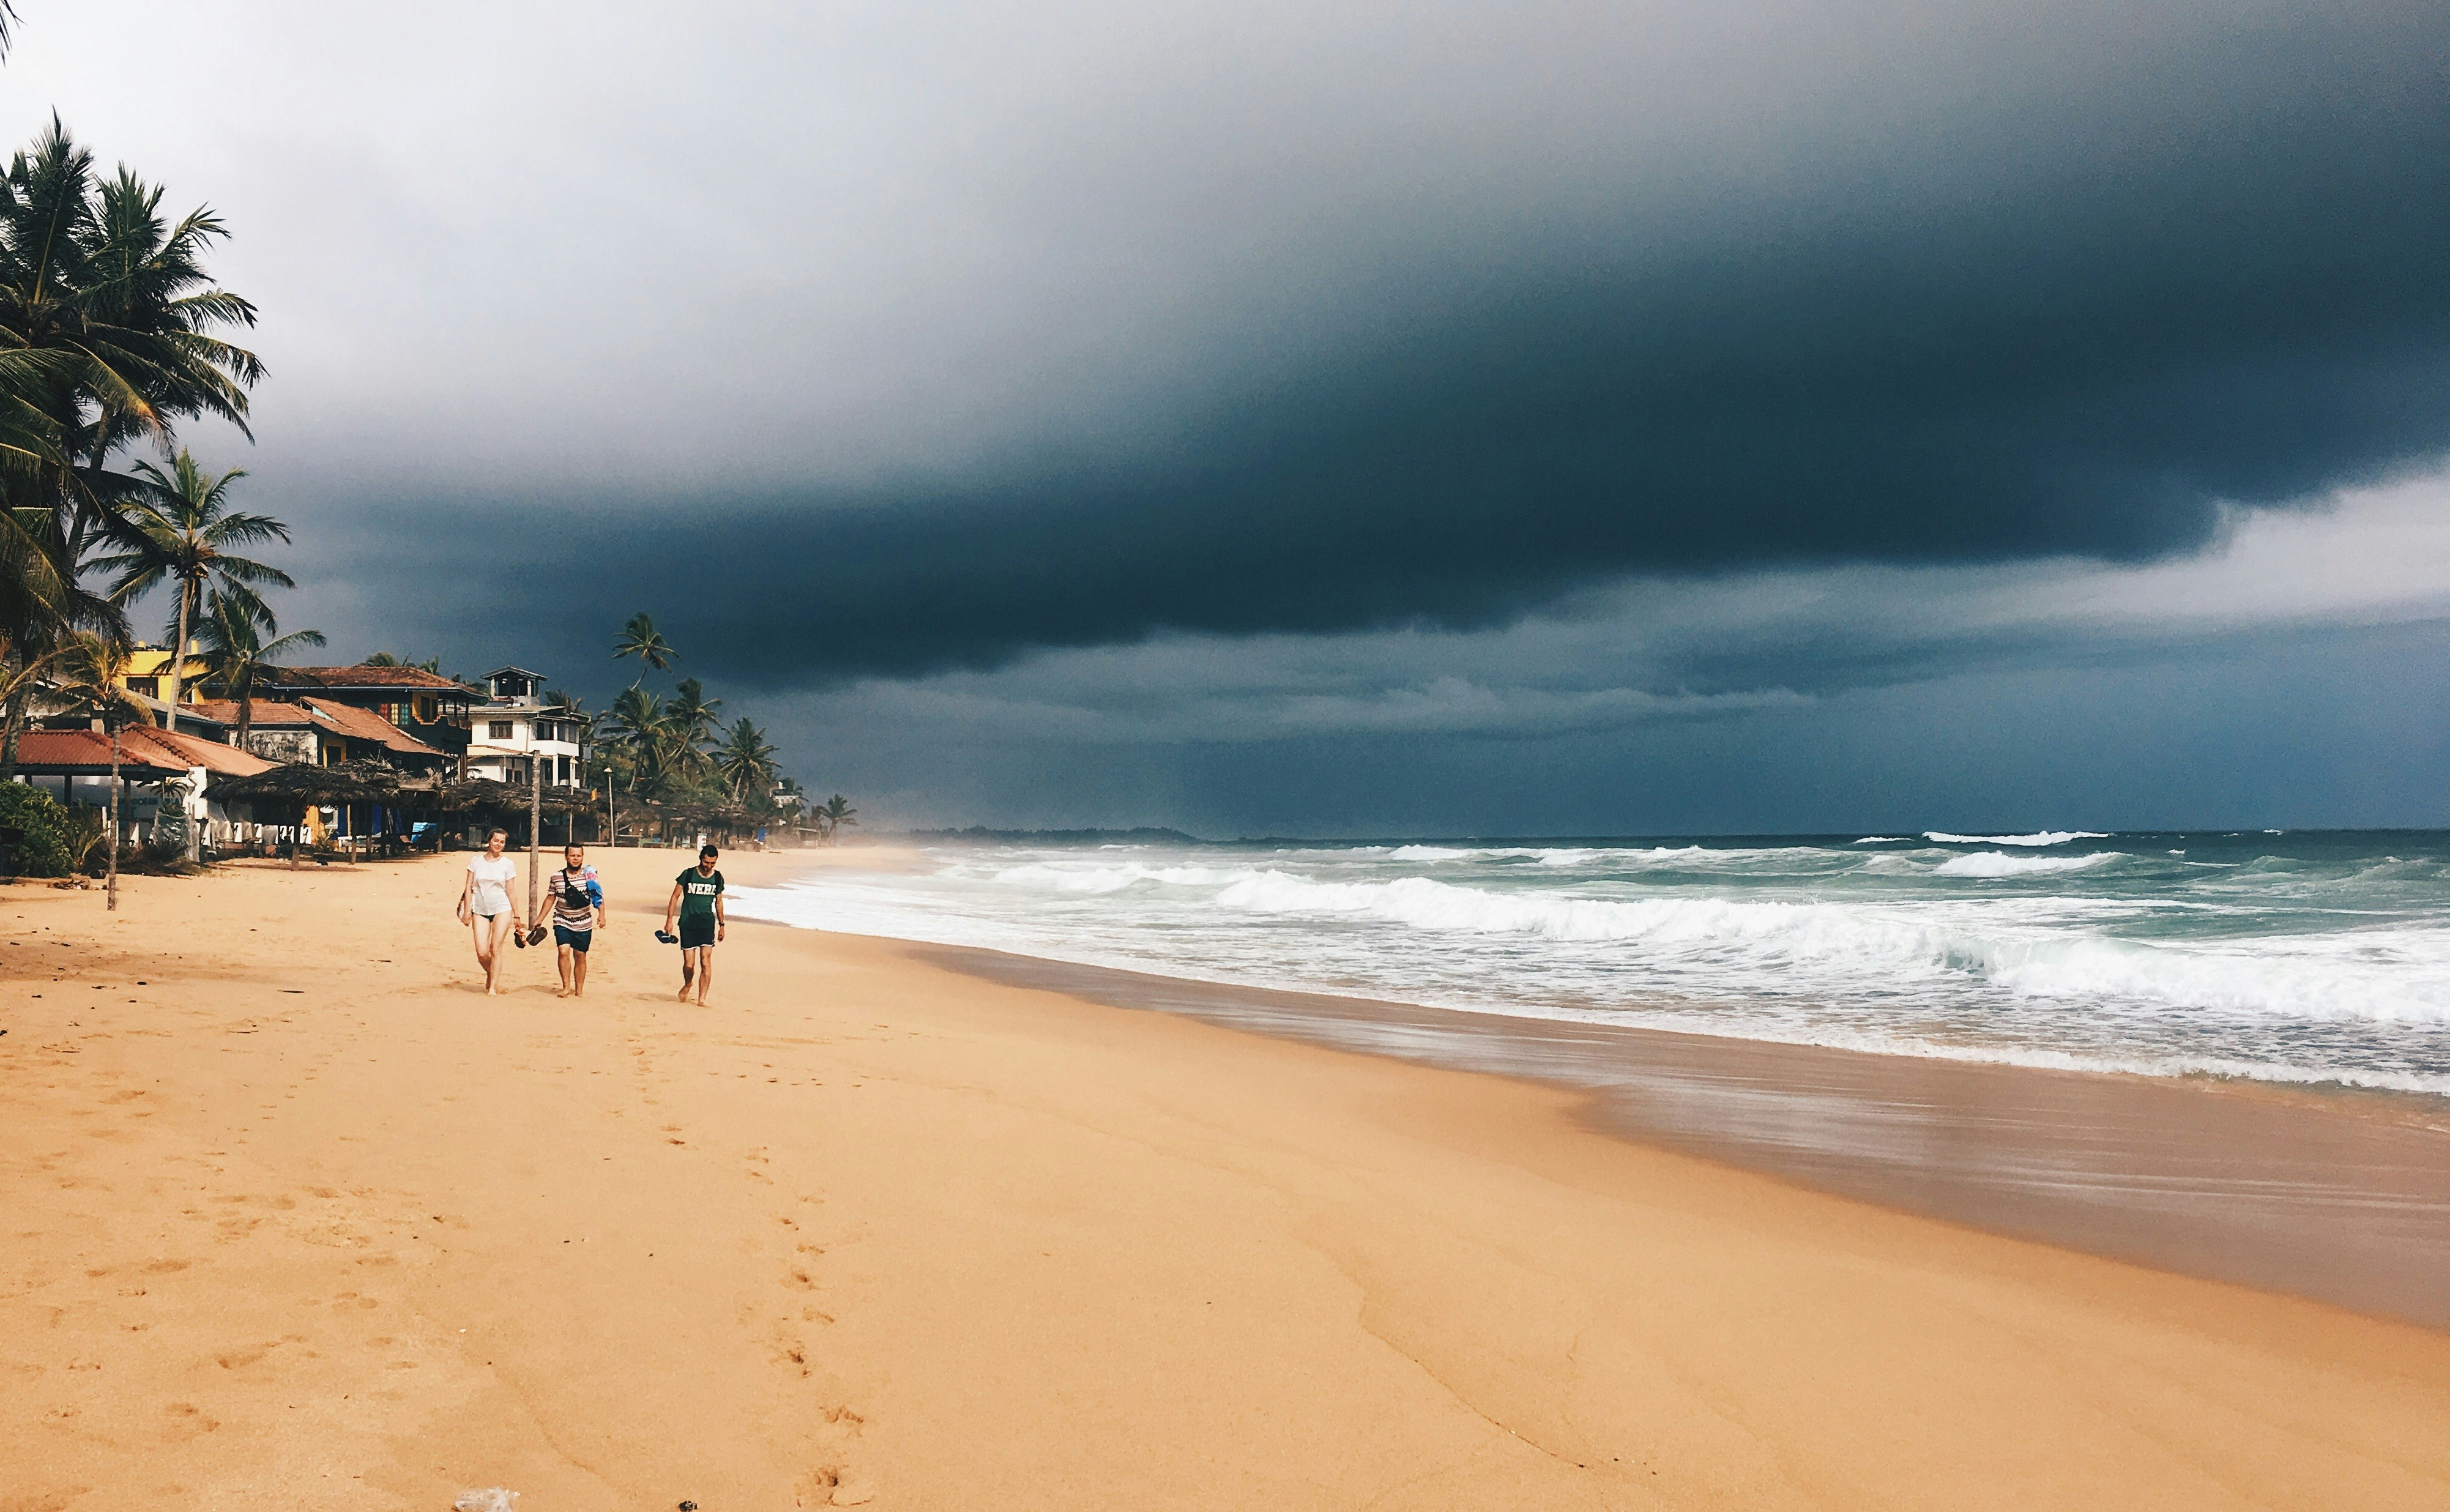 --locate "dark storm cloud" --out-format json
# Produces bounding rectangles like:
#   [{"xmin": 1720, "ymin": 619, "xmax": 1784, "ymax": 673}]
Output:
[
  {"xmin": 392, "ymin": 0, "xmax": 2449, "ymax": 690},
  {"xmin": 37, "ymin": 2, "xmax": 2445, "ymax": 693}
]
